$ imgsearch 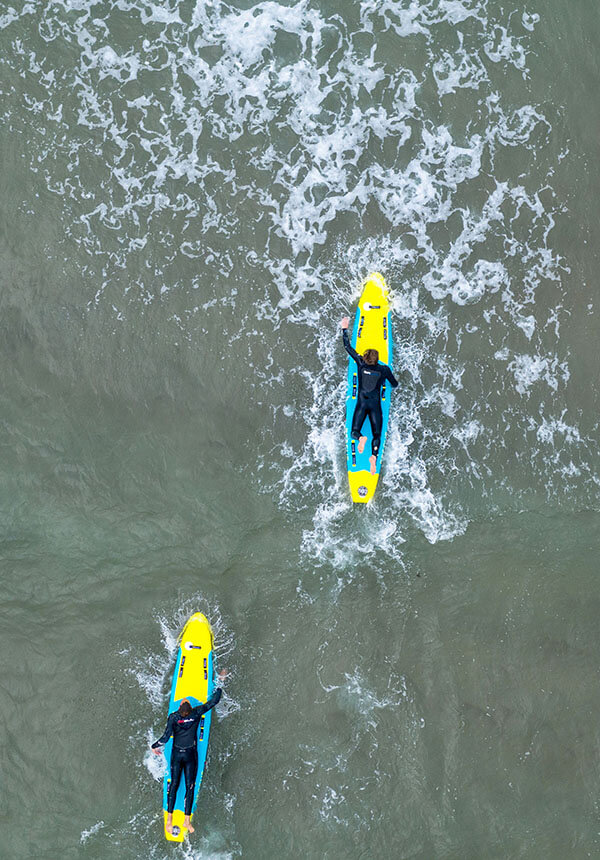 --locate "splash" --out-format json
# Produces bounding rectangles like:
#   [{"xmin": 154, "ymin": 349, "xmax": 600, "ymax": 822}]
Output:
[{"xmin": 80, "ymin": 819, "xmax": 105, "ymax": 843}]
